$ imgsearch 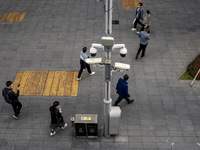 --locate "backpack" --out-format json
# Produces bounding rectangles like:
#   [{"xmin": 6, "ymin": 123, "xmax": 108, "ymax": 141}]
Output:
[{"xmin": 2, "ymin": 88, "xmax": 12, "ymax": 104}]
